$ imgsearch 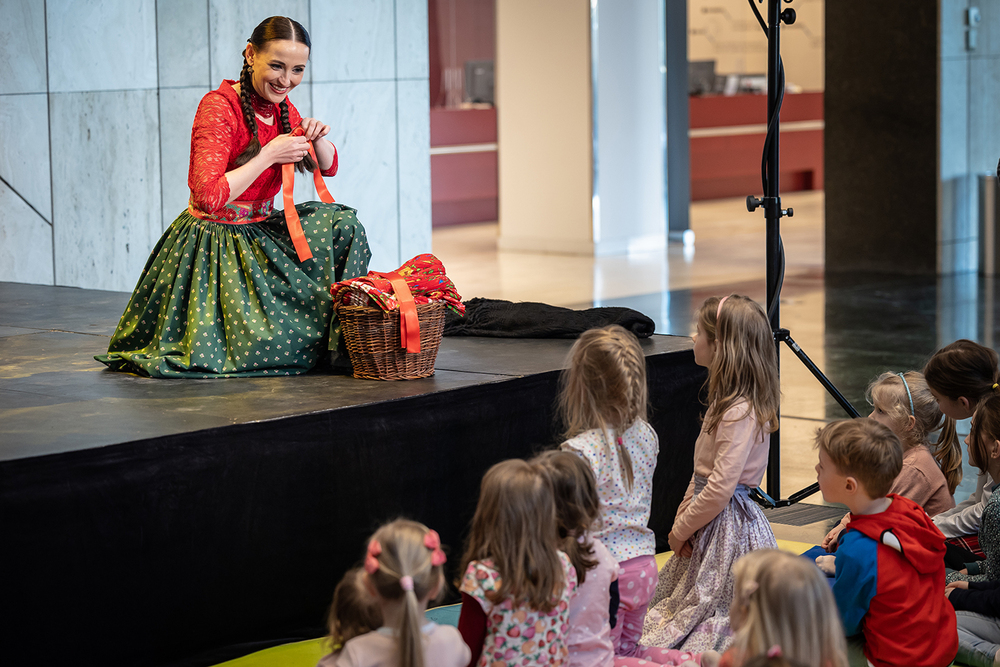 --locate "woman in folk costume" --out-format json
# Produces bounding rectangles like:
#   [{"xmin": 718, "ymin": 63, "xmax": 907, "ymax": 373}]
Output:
[{"xmin": 98, "ymin": 16, "xmax": 370, "ymax": 378}]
